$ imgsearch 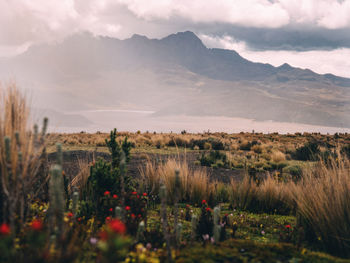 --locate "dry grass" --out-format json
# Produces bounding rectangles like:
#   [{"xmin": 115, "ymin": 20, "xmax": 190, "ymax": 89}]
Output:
[
  {"xmin": 139, "ymin": 158, "xmax": 213, "ymax": 205},
  {"xmin": 70, "ymin": 156, "xmax": 93, "ymax": 195},
  {"xmin": 290, "ymin": 154, "xmax": 350, "ymax": 256},
  {"xmin": 271, "ymin": 151, "xmax": 286, "ymax": 163},
  {"xmin": 0, "ymin": 83, "xmax": 48, "ymax": 226},
  {"xmin": 229, "ymin": 173, "xmax": 293, "ymax": 214}
]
